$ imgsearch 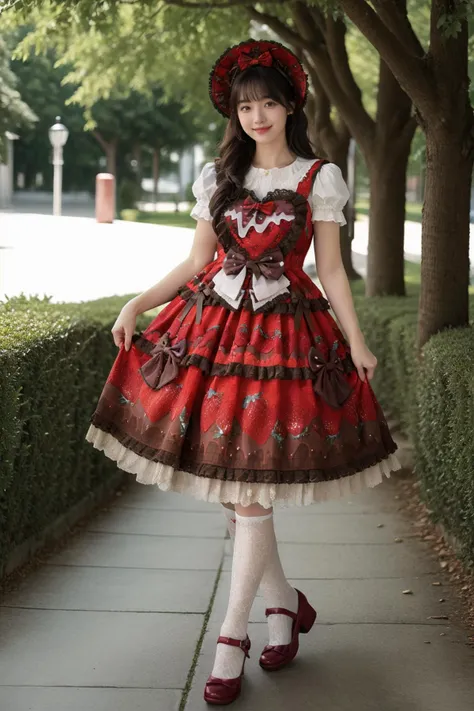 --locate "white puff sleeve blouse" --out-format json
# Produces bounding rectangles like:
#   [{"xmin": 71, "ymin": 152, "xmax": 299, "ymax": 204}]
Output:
[
  {"xmin": 190, "ymin": 158, "xmax": 350, "ymax": 226},
  {"xmin": 190, "ymin": 162, "xmax": 217, "ymax": 222},
  {"xmin": 310, "ymin": 162, "xmax": 350, "ymax": 226}
]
